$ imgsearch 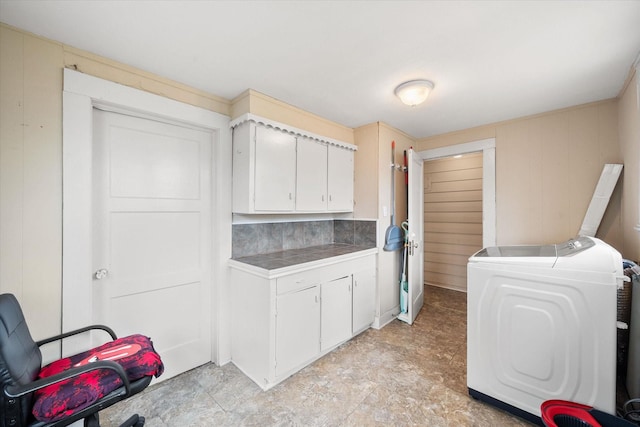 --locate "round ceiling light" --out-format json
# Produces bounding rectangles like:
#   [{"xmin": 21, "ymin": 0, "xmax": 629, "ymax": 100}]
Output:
[{"xmin": 394, "ymin": 79, "xmax": 435, "ymax": 107}]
